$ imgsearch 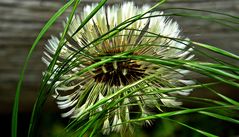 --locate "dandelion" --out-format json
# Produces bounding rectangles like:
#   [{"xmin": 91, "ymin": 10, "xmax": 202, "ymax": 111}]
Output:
[{"xmin": 42, "ymin": 2, "xmax": 194, "ymax": 135}]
